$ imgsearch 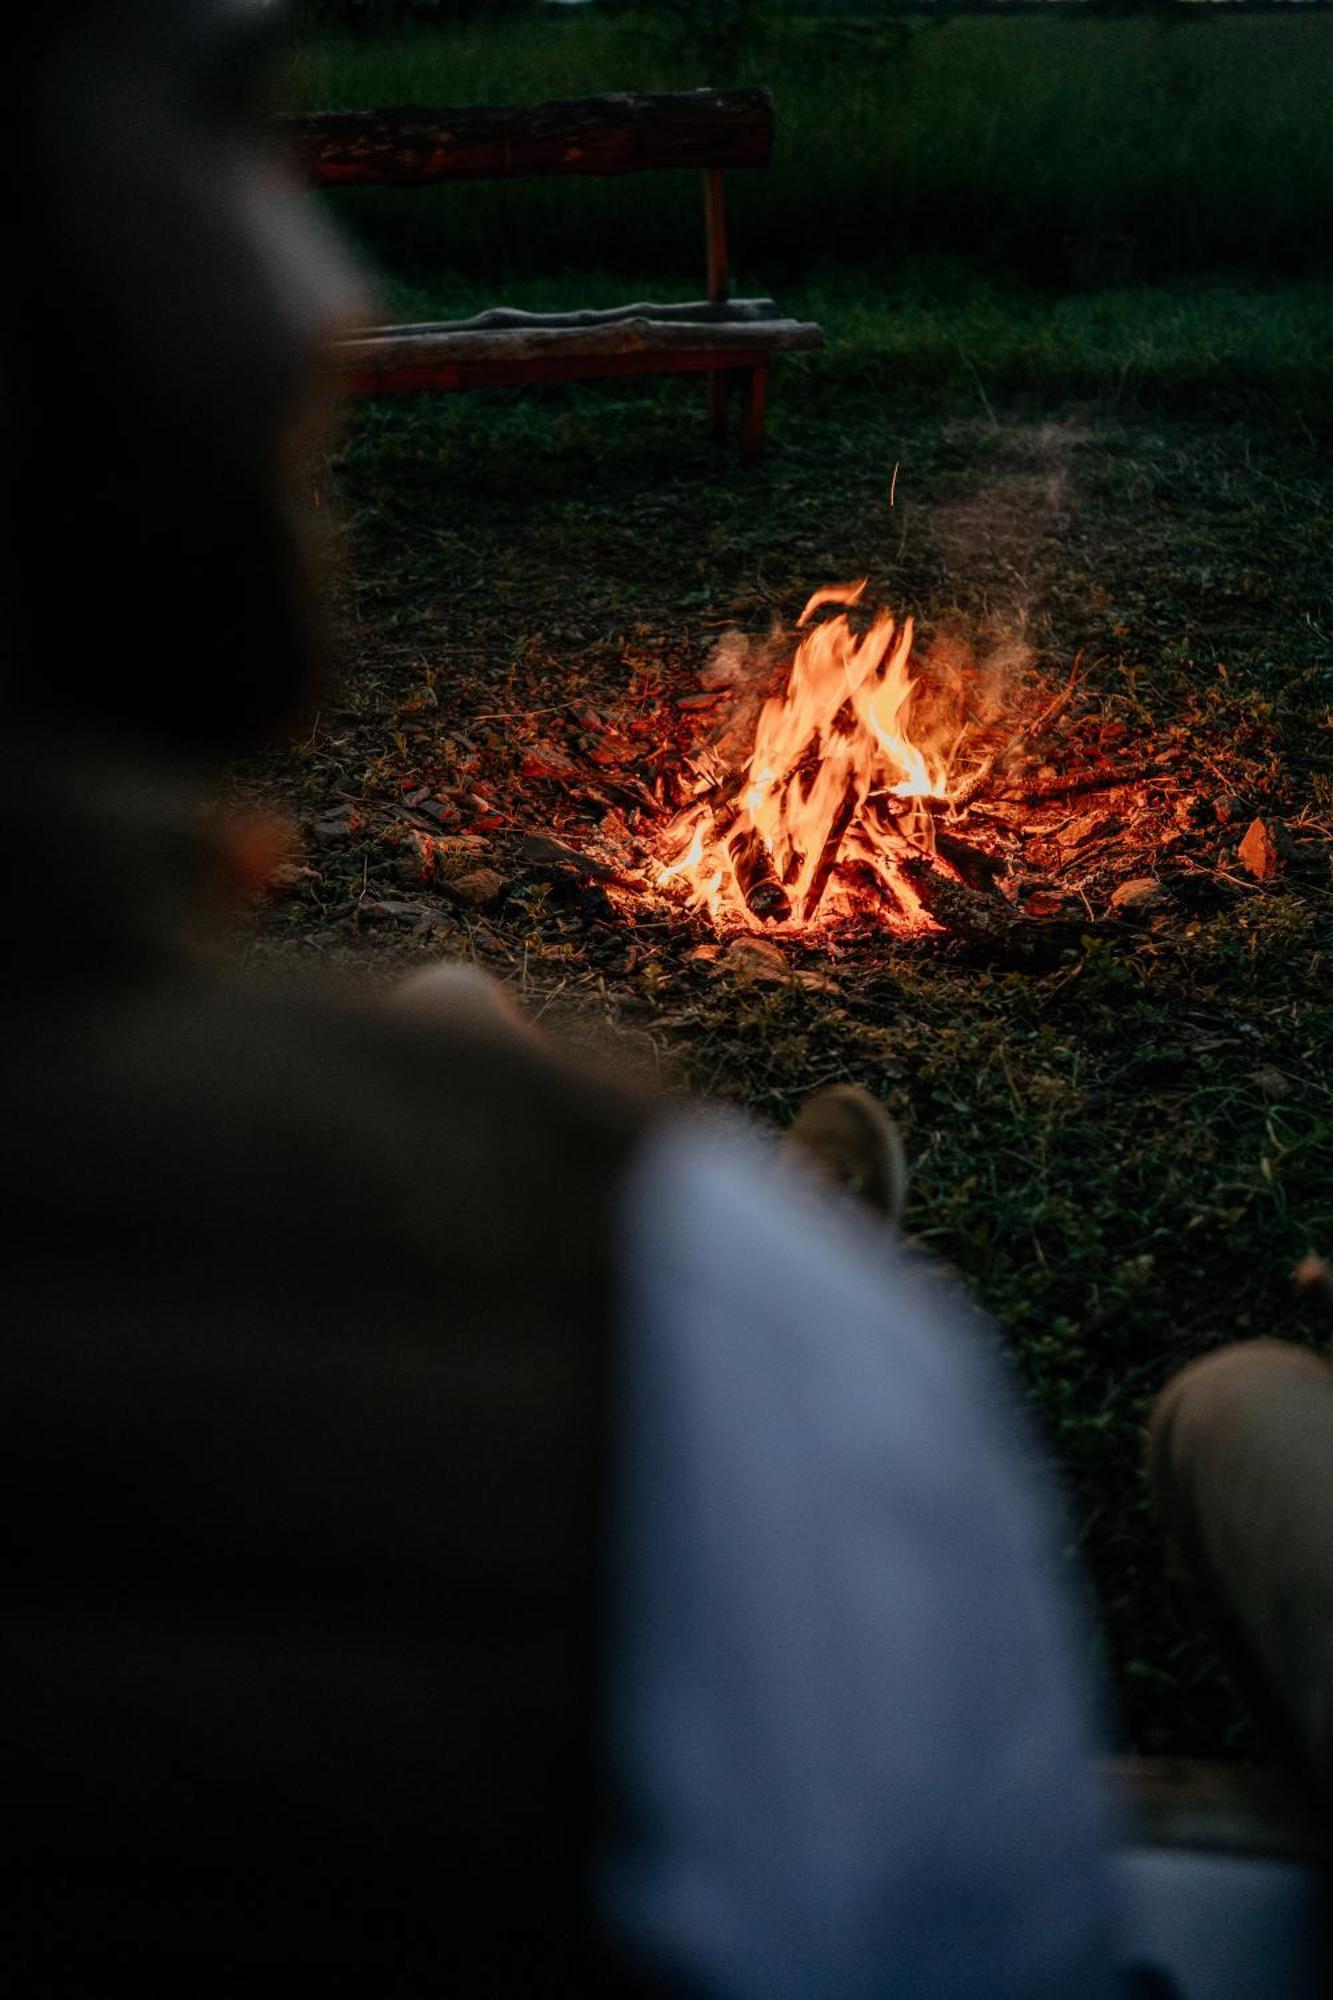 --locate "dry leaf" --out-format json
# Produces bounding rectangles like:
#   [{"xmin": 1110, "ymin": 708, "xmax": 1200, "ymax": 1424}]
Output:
[{"xmin": 1238, "ymin": 818, "xmax": 1280, "ymax": 882}]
